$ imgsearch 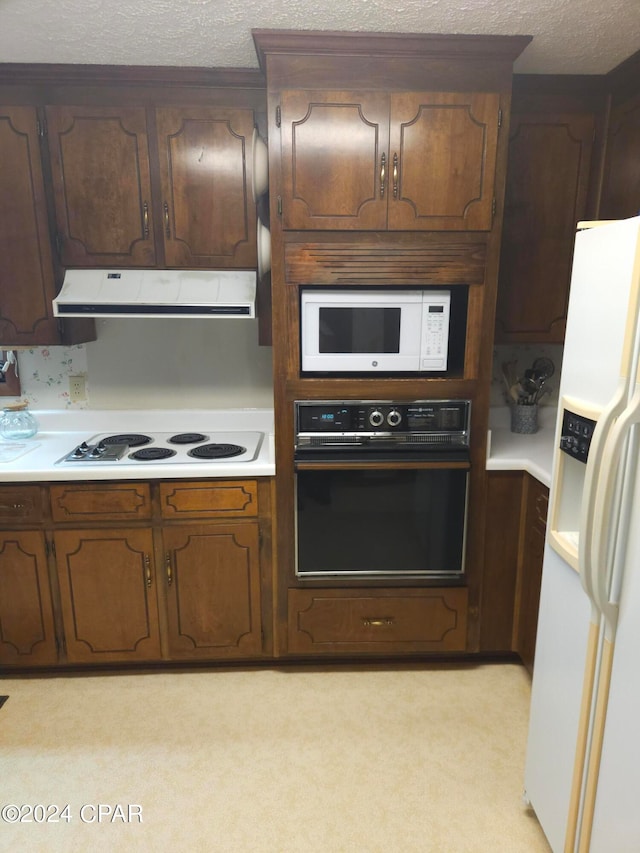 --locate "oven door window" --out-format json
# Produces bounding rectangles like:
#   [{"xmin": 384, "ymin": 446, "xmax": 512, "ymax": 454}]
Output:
[{"xmin": 295, "ymin": 468, "xmax": 468, "ymax": 578}]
